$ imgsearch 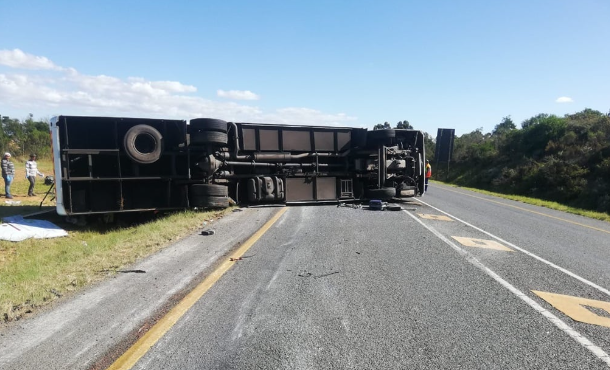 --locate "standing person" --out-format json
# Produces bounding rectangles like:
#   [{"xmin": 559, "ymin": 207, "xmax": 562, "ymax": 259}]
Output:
[
  {"xmin": 2, "ymin": 152, "xmax": 15, "ymax": 199},
  {"xmin": 26, "ymin": 154, "xmax": 44, "ymax": 196},
  {"xmin": 425, "ymin": 159, "xmax": 432, "ymax": 192}
]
